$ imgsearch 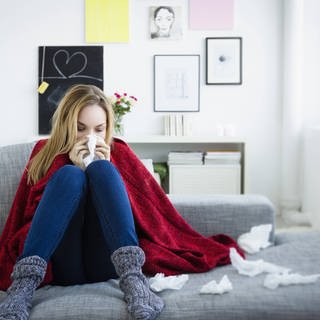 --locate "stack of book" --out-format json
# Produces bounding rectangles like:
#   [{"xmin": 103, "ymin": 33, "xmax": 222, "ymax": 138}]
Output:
[
  {"xmin": 204, "ymin": 151, "xmax": 241, "ymax": 165},
  {"xmin": 168, "ymin": 151, "xmax": 204, "ymax": 165},
  {"xmin": 164, "ymin": 114, "xmax": 193, "ymax": 136}
]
